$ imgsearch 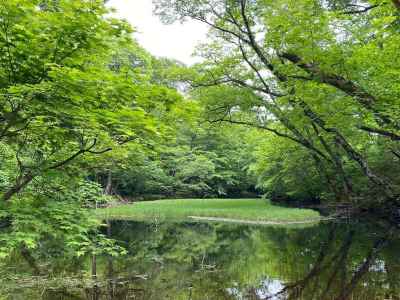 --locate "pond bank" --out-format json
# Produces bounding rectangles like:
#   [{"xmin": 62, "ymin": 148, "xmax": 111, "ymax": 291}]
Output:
[{"xmin": 95, "ymin": 198, "xmax": 321, "ymax": 223}]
